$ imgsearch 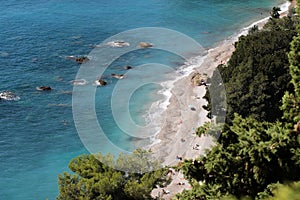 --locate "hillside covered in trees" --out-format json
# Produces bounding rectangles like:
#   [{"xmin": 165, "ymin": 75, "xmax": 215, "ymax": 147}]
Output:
[{"xmin": 56, "ymin": 3, "xmax": 300, "ymax": 200}]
